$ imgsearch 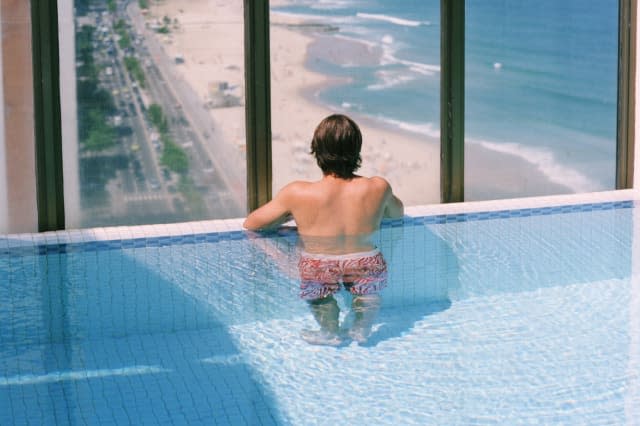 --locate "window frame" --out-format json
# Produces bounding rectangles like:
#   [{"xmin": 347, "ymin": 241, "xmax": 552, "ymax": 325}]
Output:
[
  {"xmin": 32, "ymin": 0, "xmax": 65, "ymax": 231},
  {"xmin": 618, "ymin": 0, "xmax": 637, "ymax": 188},
  {"xmin": 30, "ymin": 0, "xmax": 637, "ymax": 229}
]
